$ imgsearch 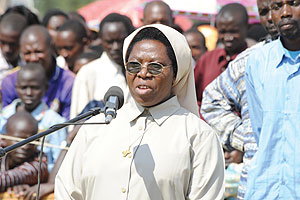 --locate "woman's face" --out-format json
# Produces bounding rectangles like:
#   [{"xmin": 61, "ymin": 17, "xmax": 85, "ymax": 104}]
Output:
[{"xmin": 126, "ymin": 39, "xmax": 175, "ymax": 107}]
